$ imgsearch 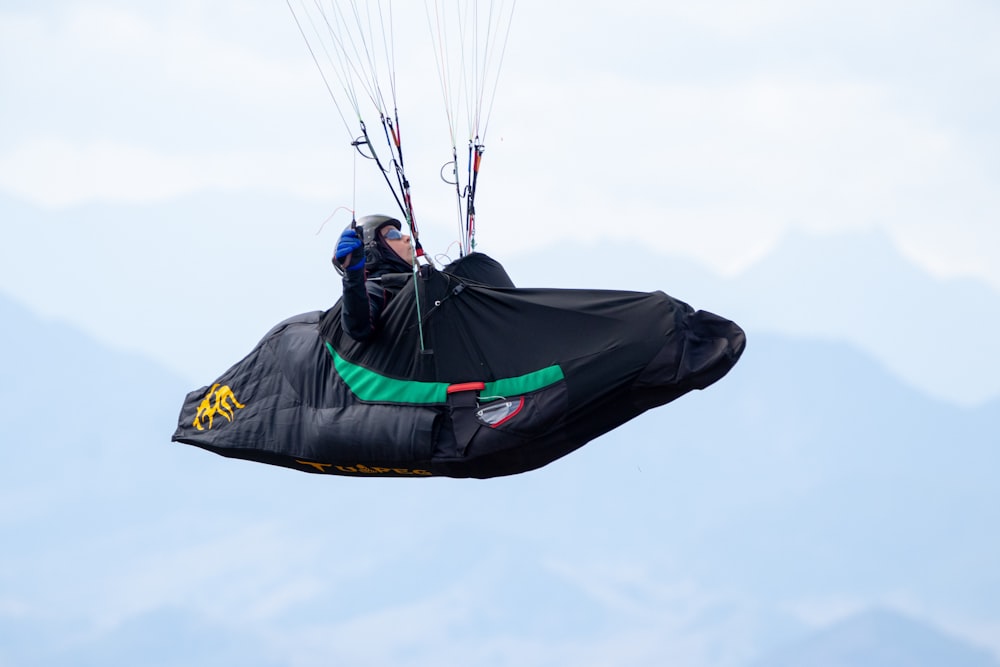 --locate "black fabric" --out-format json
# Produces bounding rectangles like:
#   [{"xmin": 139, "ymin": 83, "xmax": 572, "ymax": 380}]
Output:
[
  {"xmin": 172, "ymin": 253, "xmax": 746, "ymax": 478},
  {"xmin": 339, "ymin": 234, "xmax": 414, "ymax": 340},
  {"xmin": 340, "ymin": 270, "xmax": 389, "ymax": 340}
]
